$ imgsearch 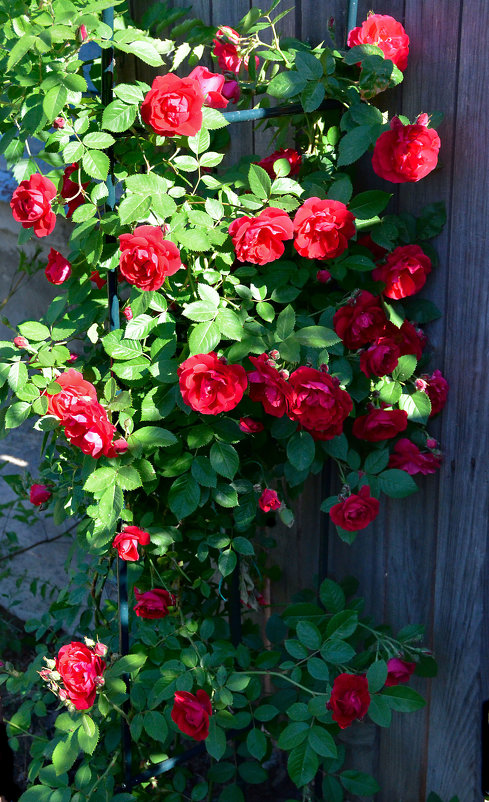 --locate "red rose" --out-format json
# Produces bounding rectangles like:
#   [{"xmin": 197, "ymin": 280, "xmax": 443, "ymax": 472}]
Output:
[
  {"xmin": 55, "ymin": 642, "xmax": 106, "ymax": 711},
  {"xmin": 357, "ymin": 233, "xmax": 387, "ymax": 261},
  {"xmin": 13, "ymin": 336, "xmax": 28, "ymax": 348},
  {"xmin": 53, "ymin": 117, "xmax": 65, "ymax": 129},
  {"xmin": 45, "ymin": 248, "xmax": 72, "ymax": 285},
  {"xmin": 123, "ymin": 306, "xmax": 133, "ymax": 321},
  {"xmin": 347, "ymin": 14, "xmax": 410, "ymax": 71},
  {"xmin": 171, "ymin": 690, "xmax": 212, "ymax": 741},
  {"xmin": 384, "ymin": 319, "xmax": 425, "ymax": 360},
  {"xmin": 359, "ymin": 337, "xmax": 400, "ymax": 377},
  {"xmin": 178, "ymin": 352, "xmax": 247, "ymax": 415},
  {"xmin": 385, "ymin": 658, "xmax": 416, "ymax": 687},
  {"xmin": 258, "ymin": 488, "xmax": 281, "ymax": 512},
  {"xmin": 329, "ymin": 486, "xmax": 380, "ymax": 531},
  {"xmin": 248, "ymin": 354, "xmax": 292, "ymax": 418},
  {"xmin": 372, "ymin": 115, "xmax": 441, "ymax": 184},
  {"xmin": 222, "ymin": 80, "xmax": 240, "ymax": 104},
  {"xmin": 112, "ymin": 525, "xmax": 151, "ymax": 561},
  {"xmin": 62, "ymin": 399, "xmax": 125, "ymax": 459},
  {"xmin": 10, "ymin": 174, "xmax": 57, "ymax": 238},
  {"xmin": 213, "ymin": 27, "xmax": 242, "ymax": 73},
  {"xmin": 188, "ymin": 66, "xmax": 227, "ymax": 109},
  {"xmin": 258, "ymin": 148, "xmax": 302, "ymax": 179},
  {"xmin": 388, "ymin": 438, "xmax": 441, "ymax": 475},
  {"xmin": 239, "ymin": 417, "xmax": 264, "ymax": 434},
  {"xmin": 287, "ymin": 367, "xmax": 353, "ymax": 441},
  {"xmin": 119, "ymin": 225, "xmax": 182, "ymax": 291},
  {"xmin": 60, "ymin": 163, "xmax": 88, "ymax": 217},
  {"xmin": 229, "ymin": 207, "xmax": 294, "ymax": 266},
  {"xmin": 29, "ymin": 484, "xmax": 52, "ymax": 506},
  {"xmin": 353, "ymin": 408, "xmax": 408, "ymax": 442},
  {"xmin": 293, "ymin": 198, "xmax": 355, "ymax": 260},
  {"xmin": 317, "ymin": 269, "xmax": 331, "ymax": 284},
  {"xmin": 415, "ymin": 369, "xmax": 448, "ymax": 416},
  {"xmin": 46, "ymin": 369, "xmax": 98, "ymax": 419},
  {"xmin": 373, "ymin": 244, "xmax": 432, "ymax": 300},
  {"xmin": 141, "ymin": 74, "xmax": 204, "ymax": 137},
  {"xmin": 333, "ymin": 291, "xmax": 387, "ymax": 349},
  {"xmin": 133, "ymin": 587, "xmax": 175, "ymax": 619},
  {"xmin": 327, "ymin": 673, "xmax": 370, "ymax": 729}
]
